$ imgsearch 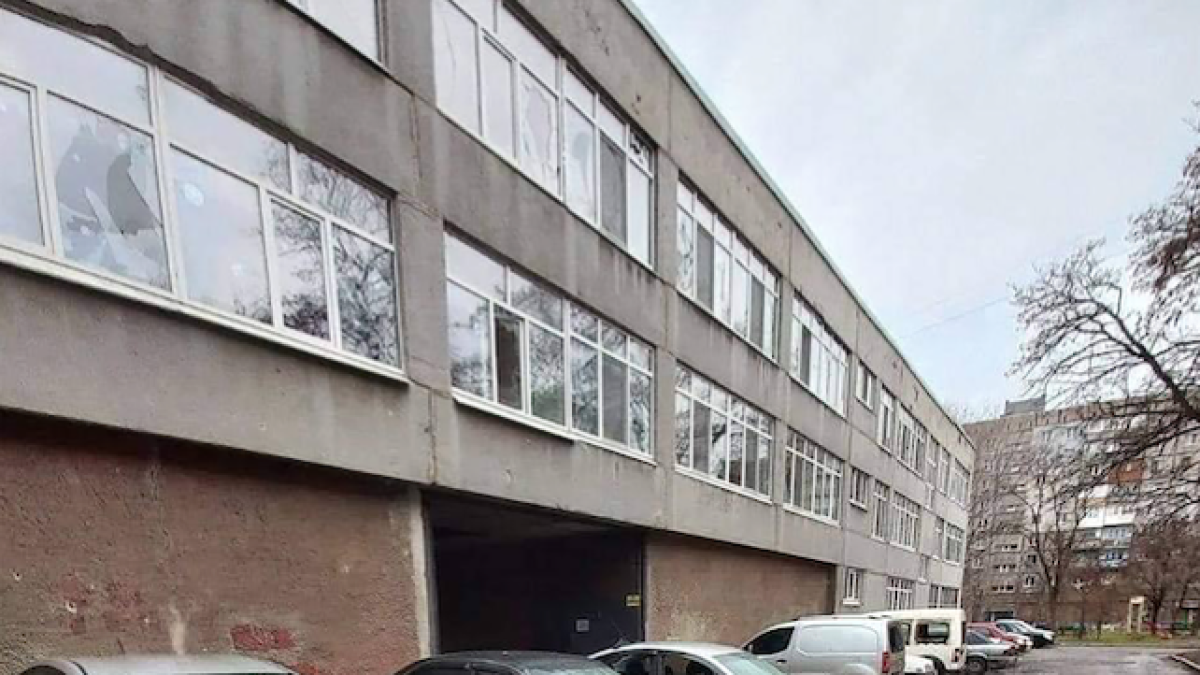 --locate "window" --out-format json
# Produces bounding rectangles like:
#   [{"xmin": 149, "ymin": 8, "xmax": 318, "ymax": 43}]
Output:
[
  {"xmin": 677, "ymin": 183, "xmax": 779, "ymax": 358},
  {"xmin": 855, "ymin": 361, "xmax": 876, "ymax": 409},
  {"xmin": 994, "ymin": 541, "xmax": 1021, "ymax": 553},
  {"xmin": 920, "ymin": 556, "xmax": 931, "ymax": 582},
  {"xmin": 945, "ymin": 524, "xmax": 965, "ymax": 563},
  {"xmin": 933, "ymin": 517, "xmax": 945, "ymax": 559},
  {"xmin": 948, "ymin": 459, "xmax": 970, "ymax": 505},
  {"xmin": 0, "ymin": 9, "xmax": 400, "ymax": 368},
  {"xmin": 914, "ymin": 423, "xmax": 929, "ymax": 473},
  {"xmin": 600, "ymin": 652, "xmax": 659, "ymax": 675},
  {"xmin": 746, "ymin": 627, "xmax": 794, "ymax": 656},
  {"xmin": 925, "ymin": 484, "xmax": 935, "ymax": 509},
  {"xmin": 939, "ymin": 447, "xmax": 951, "ymax": 493},
  {"xmin": 662, "ymin": 654, "xmax": 714, "ymax": 675},
  {"xmin": 926, "ymin": 440, "xmax": 940, "ymax": 483},
  {"xmin": 1025, "ymin": 553, "xmax": 1038, "ymax": 565},
  {"xmin": 994, "ymin": 563, "xmax": 1016, "ymax": 573},
  {"xmin": 791, "ymin": 297, "xmax": 848, "ymax": 414},
  {"xmin": 928, "ymin": 583, "xmax": 941, "ymax": 607},
  {"xmin": 992, "ymin": 584, "xmax": 1016, "ymax": 594},
  {"xmin": 915, "ymin": 621, "xmax": 950, "ymax": 645},
  {"xmin": 886, "ymin": 577, "xmax": 915, "ymax": 610},
  {"xmin": 849, "ymin": 468, "xmax": 871, "ymax": 509},
  {"xmin": 445, "ymin": 233, "xmax": 653, "ymax": 454},
  {"xmin": 941, "ymin": 587, "xmax": 960, "ymax": 608},
  {"xmin": 675, "ymin": 365, "xmax": 772, "ymax": 495},
  {"xmin": 1023, "ymin": 575, "xmax": 1037, "ymax": 589},
  {"xmin": 287, "ymin": 0, "xmax": 379, "ymax": 59},
  {"xmin": 897, "ymin": 407, "xmax": 917, "ymax": 470},
  {"xmin": 890, "ymin": 492, "xmax": 921, "ymax": 549},
  {"xmin": 432, "ymin": 0, "xmax": 654, "ymax": 266},
  {"xmin": 784, "ymin": 433, "xmax": 844, "ymax": 522},
  {"xmin": 873, "ymin": 481, "xmax": 891, "ymax": 539},
  {"xmin": 878, "ymin": 387, "xmax": 896, "ymax": 450},
  {"xmin": 843, "ymin": 567, "xmax": 862, "ymax": 604}
]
